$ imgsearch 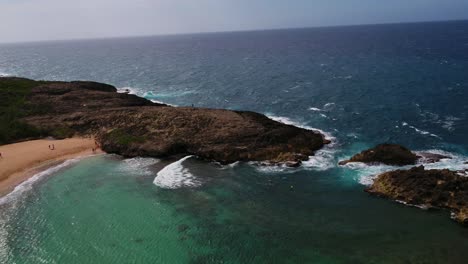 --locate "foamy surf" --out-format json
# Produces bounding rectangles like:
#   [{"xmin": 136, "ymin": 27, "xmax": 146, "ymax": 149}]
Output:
[
  {"xmin": 265, "ymin": 114, "xmax": 337, "ymax": 171},
  {"xmin": 343, "ymin": 149, "xmax": 468, "ymax": 185},
  {"xmin": 266, "ymin": 114, "xmax": 335, "ymax": 142},
  {"xmin": 153, "ymin": 156, "xmax": 200, "ymax": 189},
  {"xmin": 0, "ymin": 158, "xmax": 81, "ymax": 206},
  {"xmin": 119, "ymin": 157, "xmax": 159, "ymax": 176},
  {"xmin": 117, "ymin": 87, "xmax": 178, "ymax": 106}
]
